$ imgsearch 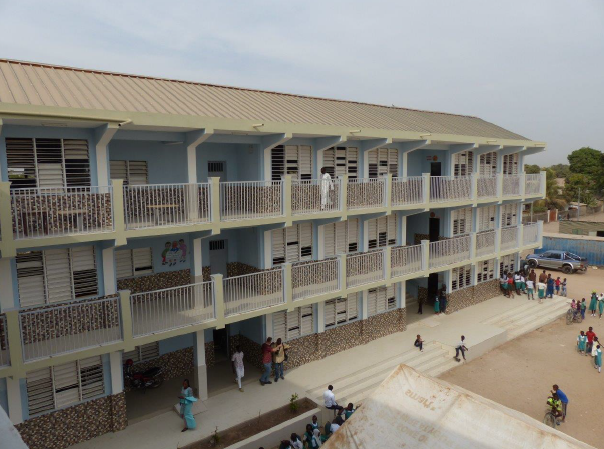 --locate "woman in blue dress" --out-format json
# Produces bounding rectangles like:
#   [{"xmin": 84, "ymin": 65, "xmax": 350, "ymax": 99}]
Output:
[
  {"xmin": 589, "ymin": 291, "xmax": 598, "ymax": 317},
  {"xmin": 546, "ymin": 275, "xmax": 555, "ymax": 299},
  {"xmin": 595, "ymin": 345, "xmax": 602, "ymax": 373},
  {"xmin": 179, "ymin": 379, "xmax": 197, "ymax": 432}
]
